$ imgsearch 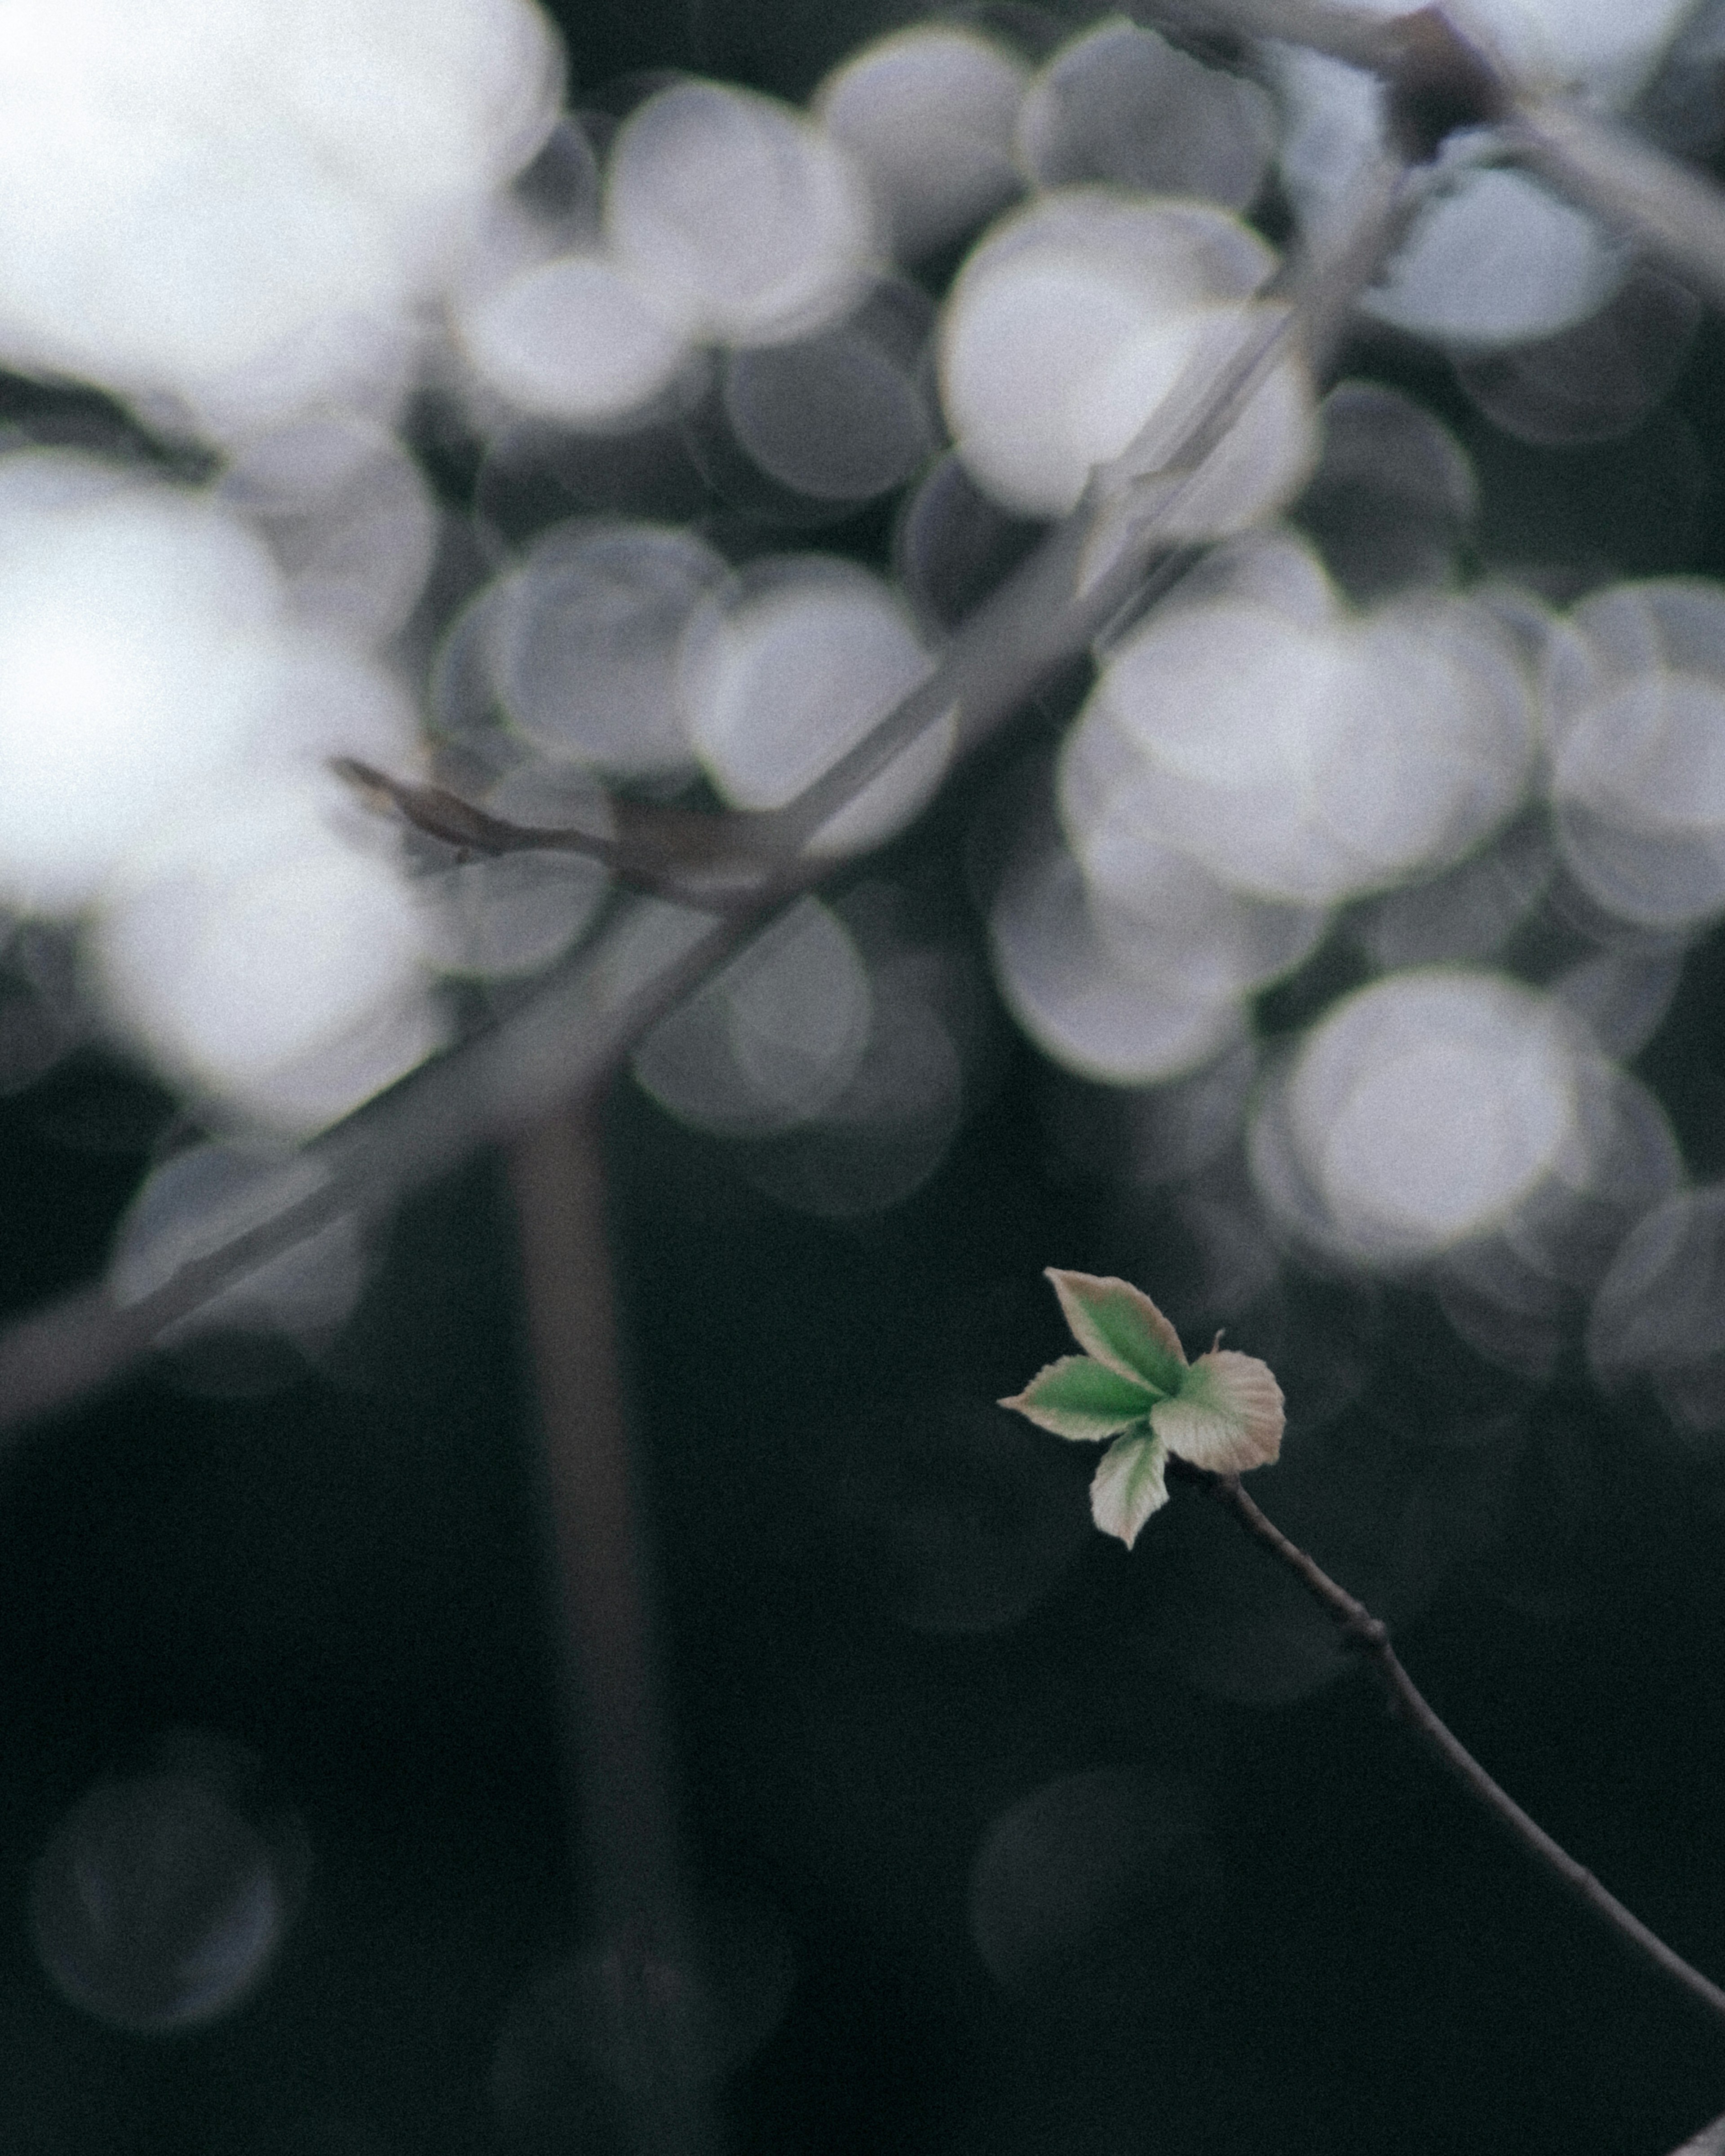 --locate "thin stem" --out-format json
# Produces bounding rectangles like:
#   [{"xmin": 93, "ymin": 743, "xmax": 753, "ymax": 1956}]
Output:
[
  {"xmin": 511, "ymin": 1093, "xmax": 683, "ymax": 1936},
  {"xmin": 1154, "ymin": 1, "xmax": 1509, "ymax": 134},
  {"xmin": 1206, "ymin": 1469, "xmax": 1725, "ymax": 2039}
]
